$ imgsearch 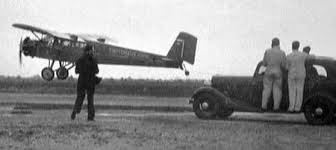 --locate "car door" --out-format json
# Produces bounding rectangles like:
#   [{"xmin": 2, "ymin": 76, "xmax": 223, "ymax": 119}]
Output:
[
  {"xmin": 249, "ymin": 62, "xmax": 265, "ymax": 107},
  {"xmin": 250, "ymin": 62, "xmax": 290, "ymax": 110}
]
